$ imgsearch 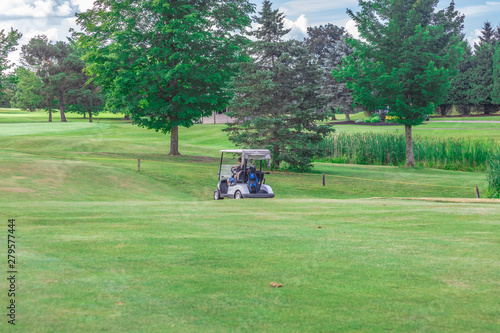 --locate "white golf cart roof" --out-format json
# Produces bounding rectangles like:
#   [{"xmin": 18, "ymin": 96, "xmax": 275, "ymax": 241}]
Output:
[{"xmin": 220, "ymin": 149, "xmax": 271, "ymax": 160}]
